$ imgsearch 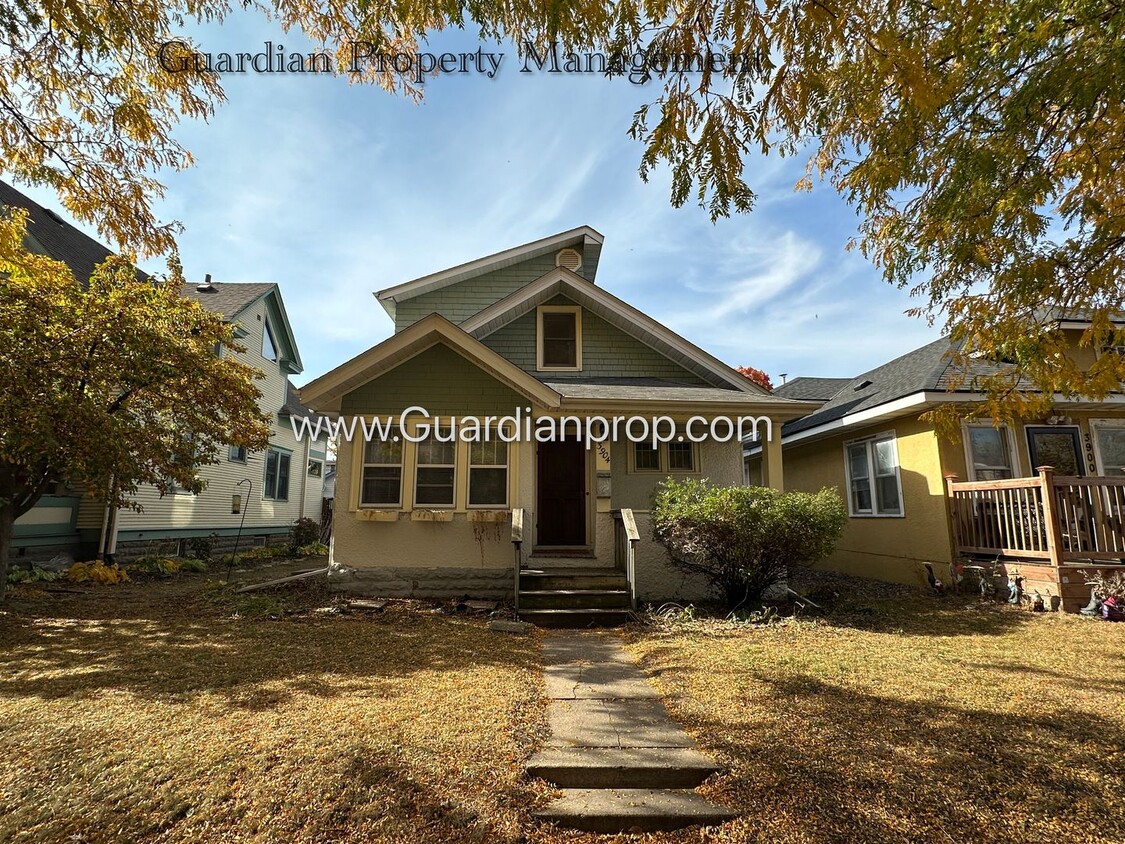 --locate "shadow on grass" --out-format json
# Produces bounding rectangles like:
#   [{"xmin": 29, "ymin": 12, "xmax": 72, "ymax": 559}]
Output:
[
  {"xmin": 823, "ymin": 593, "xmax": 1045, "ymax": 637},
  {"xmin": 686, "ymin": 670, "xmax": 1125, "ymax": 843},
  {"xmin": 0, "ymin": 579, "xmax": 537, "ymax": 710}
]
